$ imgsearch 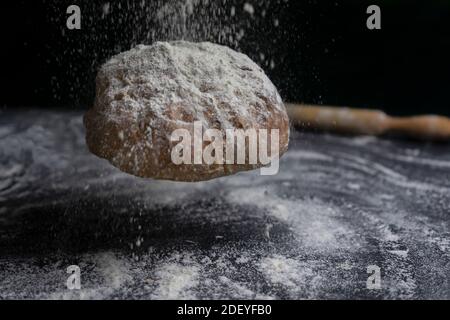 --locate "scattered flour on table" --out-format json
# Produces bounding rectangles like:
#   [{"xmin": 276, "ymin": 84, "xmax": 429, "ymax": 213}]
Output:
[
  {"xmin": 258, "ymin": 255, "xmax": 310, "ymax": 288},
  {"xmin": 217, "ymin": 276, "xmax": 273, "ymax": 300},
  {"xmin": 45, "ymin": 251, "xmax": 132, "ymax": 300},
  {"xmin": 94, "ymin": 252, "xmax": 133, "ymax": 290},
  {"xmin": 226, "ymin": 186, "xmax": 359, "ymax": 250},
  {"xmin": 150, "ymin": 253, "xmax": 200, "ymax": 300},
  {"xmin": 257, "ymin": 255, "xmax": 323, "ymax": 298}
]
